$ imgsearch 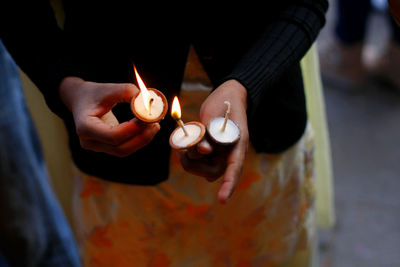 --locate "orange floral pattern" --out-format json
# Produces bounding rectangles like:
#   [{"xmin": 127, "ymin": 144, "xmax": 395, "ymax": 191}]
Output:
[
  {"xmin": 72, "ymin": 89, "xmax": 316, "ymax": 267},
  {"xmin": 80, "ymin": 178, "xmax": 105, "ymax": 198}
]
